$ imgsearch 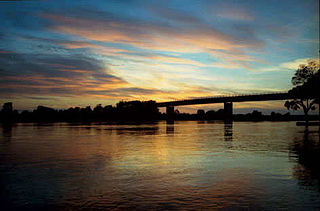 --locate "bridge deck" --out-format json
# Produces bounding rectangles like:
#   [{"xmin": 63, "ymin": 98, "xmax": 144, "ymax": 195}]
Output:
[{"xmin": 156, "ymin": 92, "xmax": 293, "ymax": 107}]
